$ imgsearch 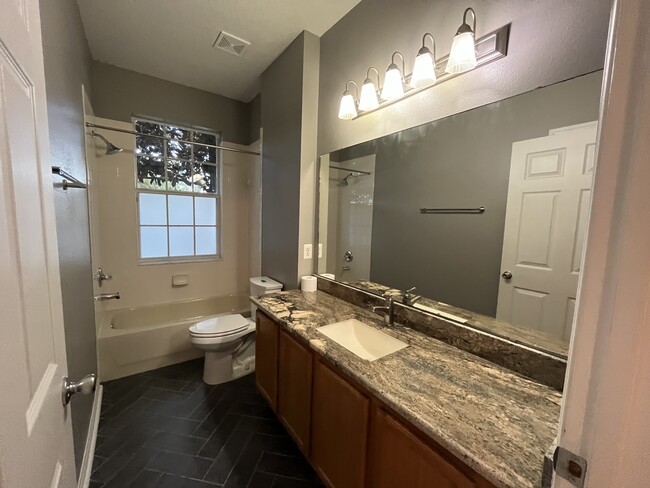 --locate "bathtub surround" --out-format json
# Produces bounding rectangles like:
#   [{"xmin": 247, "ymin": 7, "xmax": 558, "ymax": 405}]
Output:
[
  {"xmin": 252, "ymin": 290, "xmax": 561, "ymax": 487},
  {"xmin": 261, "ymin": 31, "xmax": 320, "ymax": 289},
  {"xmin": 316, "ymin": 276, "xmax": 567, "ymax": 389},
  {"xmin": 90, "ymin": 61, "xmax": 260, "ymax": 146},
  {"xmin": 88, "ymin": 117, "xmax": 261, "ymax": 313},
  {"xmin": 317, "ymin": 0, "xmax": 610, "ymax": 155},
  {"xmin": 39, "ymin": 0, "xmax": 97, "ymax": 474}
]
